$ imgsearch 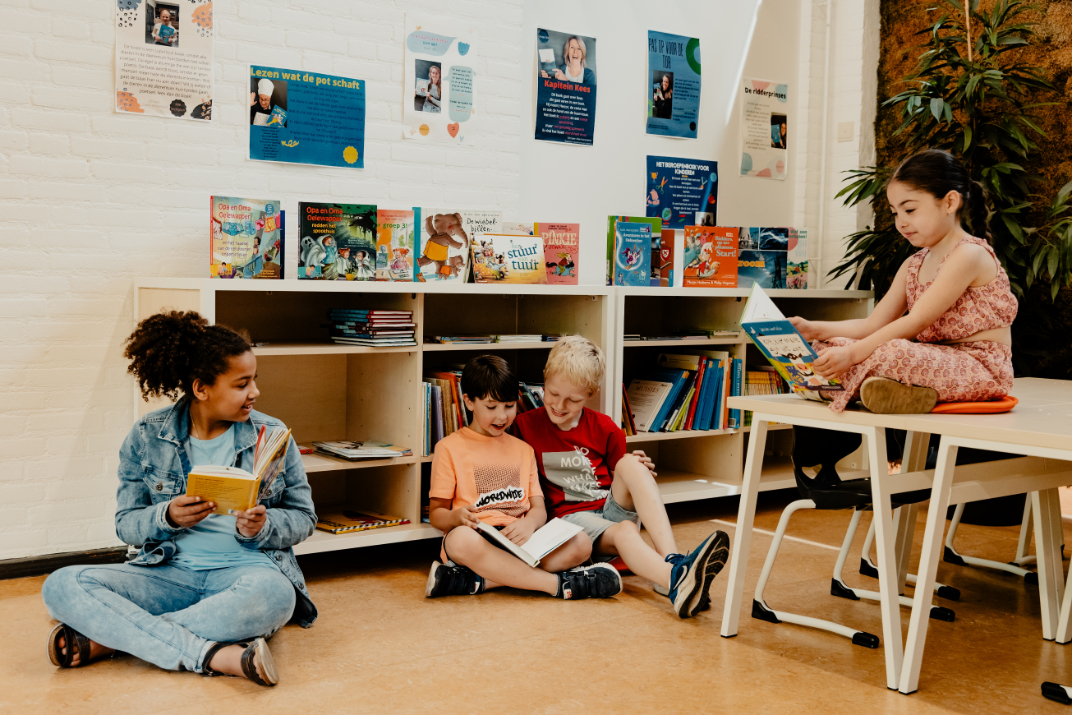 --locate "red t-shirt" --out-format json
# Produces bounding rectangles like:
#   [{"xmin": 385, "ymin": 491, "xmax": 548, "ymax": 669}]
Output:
[{"xmin": 512, "ymin": 407, "xmax": 627, "ymax": 518}]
